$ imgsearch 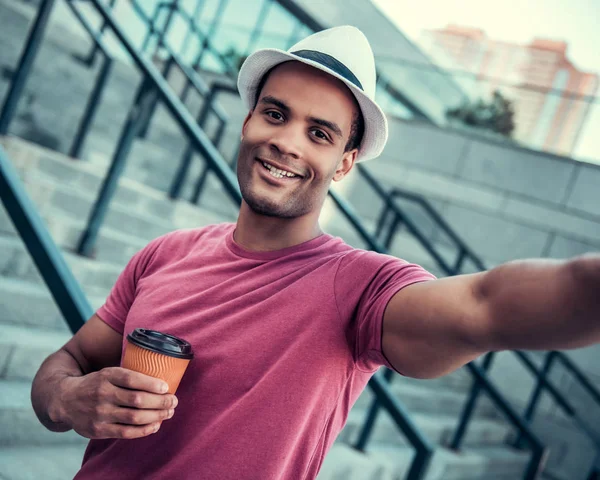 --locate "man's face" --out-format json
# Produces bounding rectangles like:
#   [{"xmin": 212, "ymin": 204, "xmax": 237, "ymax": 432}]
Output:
[{"xmin": 237, "ymin": 61, "xmax": 359, "ymax": 219}]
